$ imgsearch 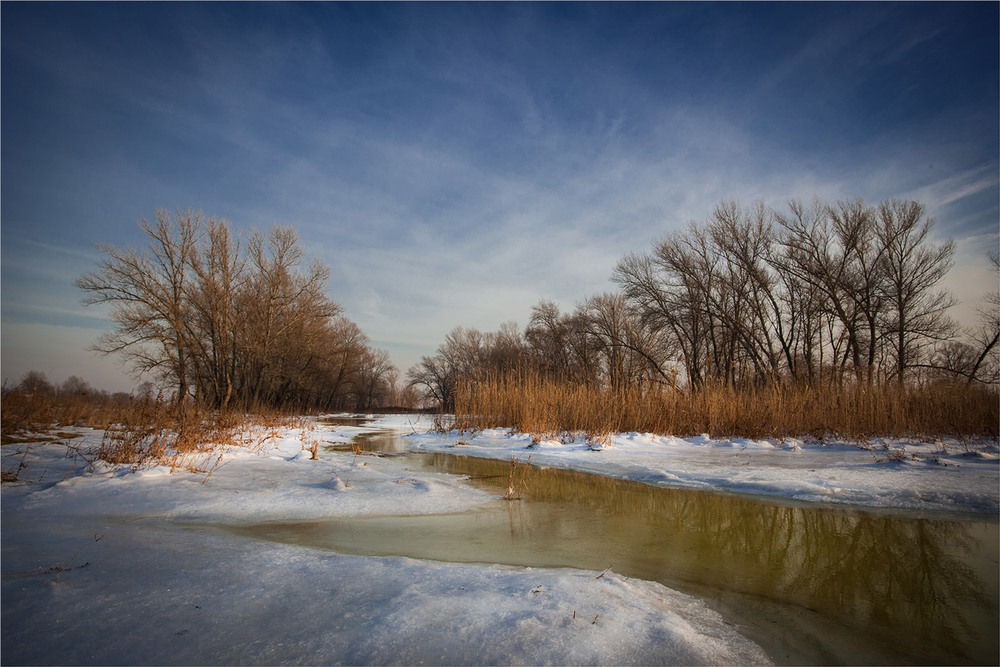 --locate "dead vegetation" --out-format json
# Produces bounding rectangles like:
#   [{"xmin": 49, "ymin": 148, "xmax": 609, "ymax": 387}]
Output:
[
  {"xmin": 453, "ymin": 372, "xmax": 999, "ymax": 443},
  {"xmin": 503, "ymin": 454, "xmax": 531, "ymax": 501},
  {"xmin": 2, "ymin": 384, "xmax": 294, "ymax": 479}
]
